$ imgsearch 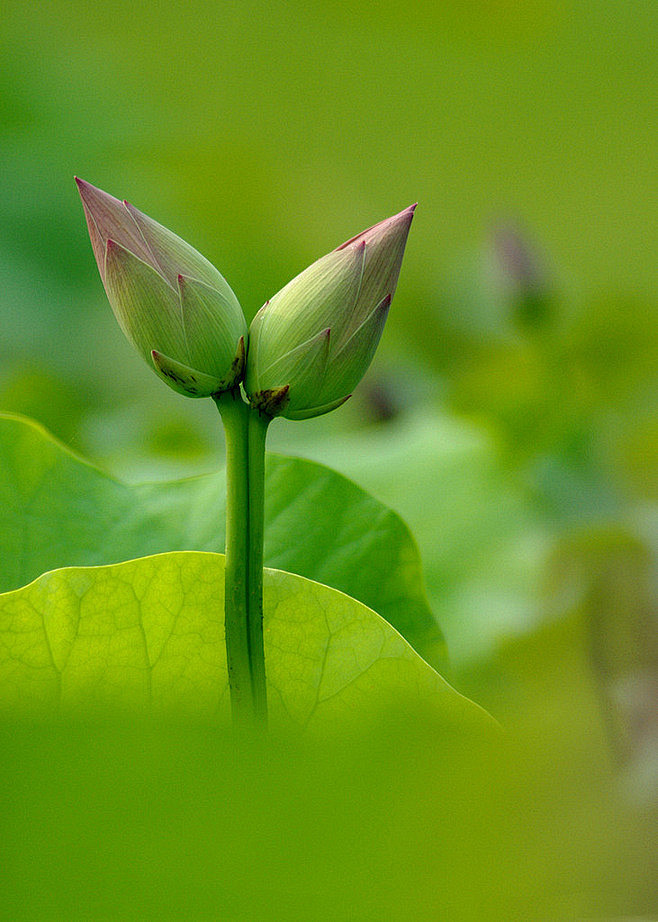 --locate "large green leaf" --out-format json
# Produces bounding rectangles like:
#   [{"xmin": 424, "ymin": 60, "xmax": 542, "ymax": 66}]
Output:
[
  {"xmin": 270, "ymin": 407, "xmax": 550, "ymax": 664},
  {"xmin": 0, "ymin": 551, "xmax": 489, "ymax": 731},
  {"xmin": 0, "ymin": 413, "xmax": 444, "ymax": 666}
]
